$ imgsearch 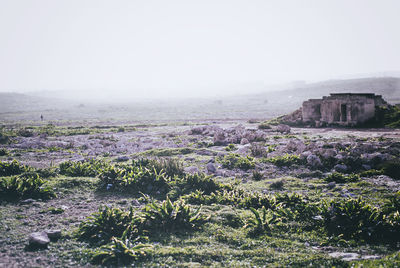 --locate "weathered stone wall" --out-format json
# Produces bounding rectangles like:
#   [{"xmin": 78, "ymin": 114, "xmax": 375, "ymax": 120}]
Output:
[
  {"xmin": 302, "ymin": 93, "xmax": 385, "ymax": 126},
  {"xmin": 302, "ymin": 99, "xmax": 322, "ymax": 123}
]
